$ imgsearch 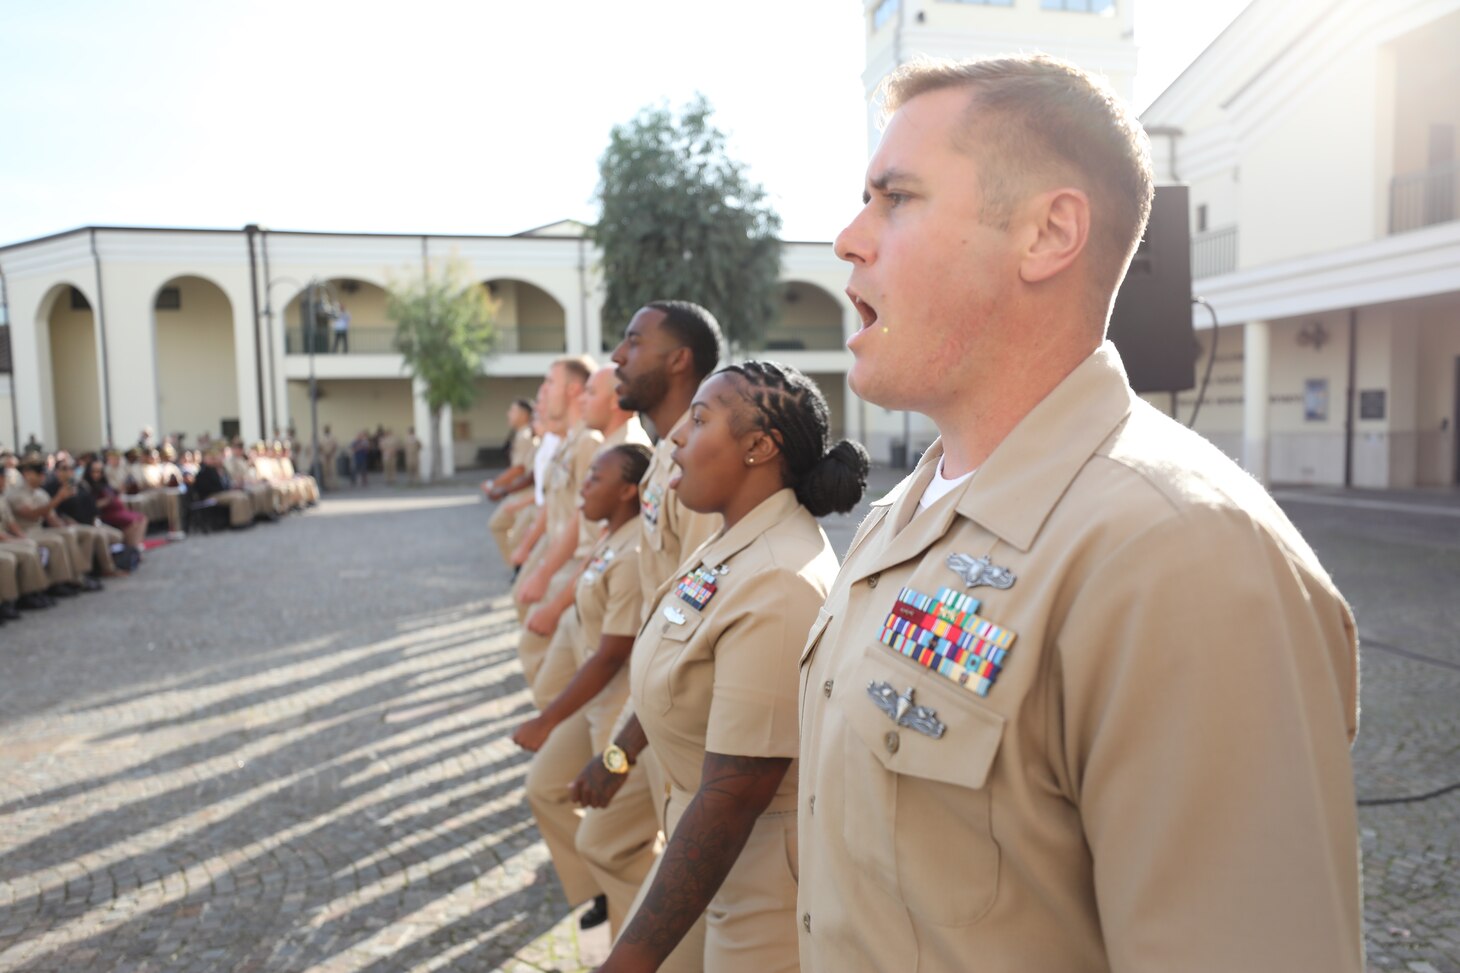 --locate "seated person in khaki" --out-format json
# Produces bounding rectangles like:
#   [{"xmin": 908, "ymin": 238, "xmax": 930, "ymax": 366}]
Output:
[
  {"xmin": 6, "ymin": 459, "xmax": 113, "ymax": 588},
  {"xmin": 575, "ymin": 362, "xmax": 868, "ymax": 973}
]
